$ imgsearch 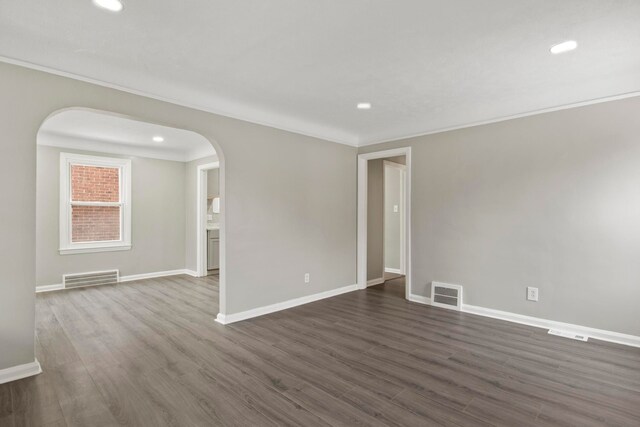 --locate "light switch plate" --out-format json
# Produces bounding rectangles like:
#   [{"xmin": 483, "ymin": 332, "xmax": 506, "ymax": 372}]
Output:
[{"xmin": 393, "ymin": 205, "xmax": 399, "ymax": 213}]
